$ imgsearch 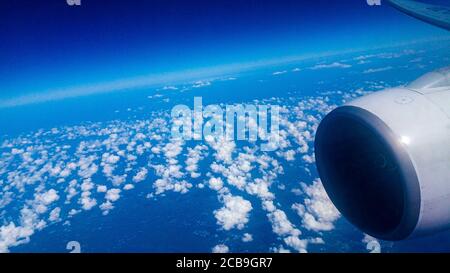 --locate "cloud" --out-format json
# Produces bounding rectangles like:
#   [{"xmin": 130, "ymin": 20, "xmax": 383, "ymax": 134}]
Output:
[
  {"xmin": 36, "ymin": 189, "xmax": 59, "ymax": 206},
  {"xmin": 212, "ymin": 244, "xmax": 229, "ymax": 253},
  {"xmin": 0, "ymin": 222, "xmax": 34, "ymax": 253},
  {"xmin": 242, "ymin": 233, "xmax": 253, "ymax": 242},
  {"xmin": 97, "ymin": 185, "xmax": 107, "ymax": 193},
  {"xmin": 208, "ymin": 177, "xmax": 224, "ymax": 191},
  {"xmin": 133, "ymin": 168, "xmax": 148, "ymax": 183},
  {"xmin": 80, "ymin": 192, "xmax": 97, "ymax": 210},
  {"xmin": 105, "ymin": 188, "xmax": 121, "ymax": 202},
  {"xmin": 292, "ymin": 179, "xmax": 340, "ymax": 232},
  {"xmin": 245, "ymin": 179, "xmax": 273, "ymax": 200},
  {"xmin": 310, "ymin": 62, "xmax": 351, "ymax": 70},
  {"xmin": 272, "ymin": 70, "xmax": 287, "ymax": 75},
  {"xmin": 363, "ymin": 234, "xmax": 381, "ymax": 253},
  {"xmin": 267, "ymin": 208, "xmax": 300, "ymax": 237},
  {"xmin": 48, "ymin": 207, "xmax": 61, "ymax": 222},
  {"xmin": 192, "ymin": 80, "xmax": 211, "ymax": 88},
  {"xmin": 214, "ymin": 195, "xmax": 252, "ymax": 230},
  {"xmin": 363, "ymin": 66, "xmax": 393, "ymax": 74},
  {"xmin": 161, "ymin": 85, "xmax": 178, "ymax": 90},
  {"xmin": 207, "ymin": 137, "xmax": 236, "ymax": 164},
  {"xmin": 99, "ymin": 201, "xmax": 114, "ymax": 215},
  {"xmin": 284, "ymin": 235, "xmax": 308, "ymax": 253}
]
